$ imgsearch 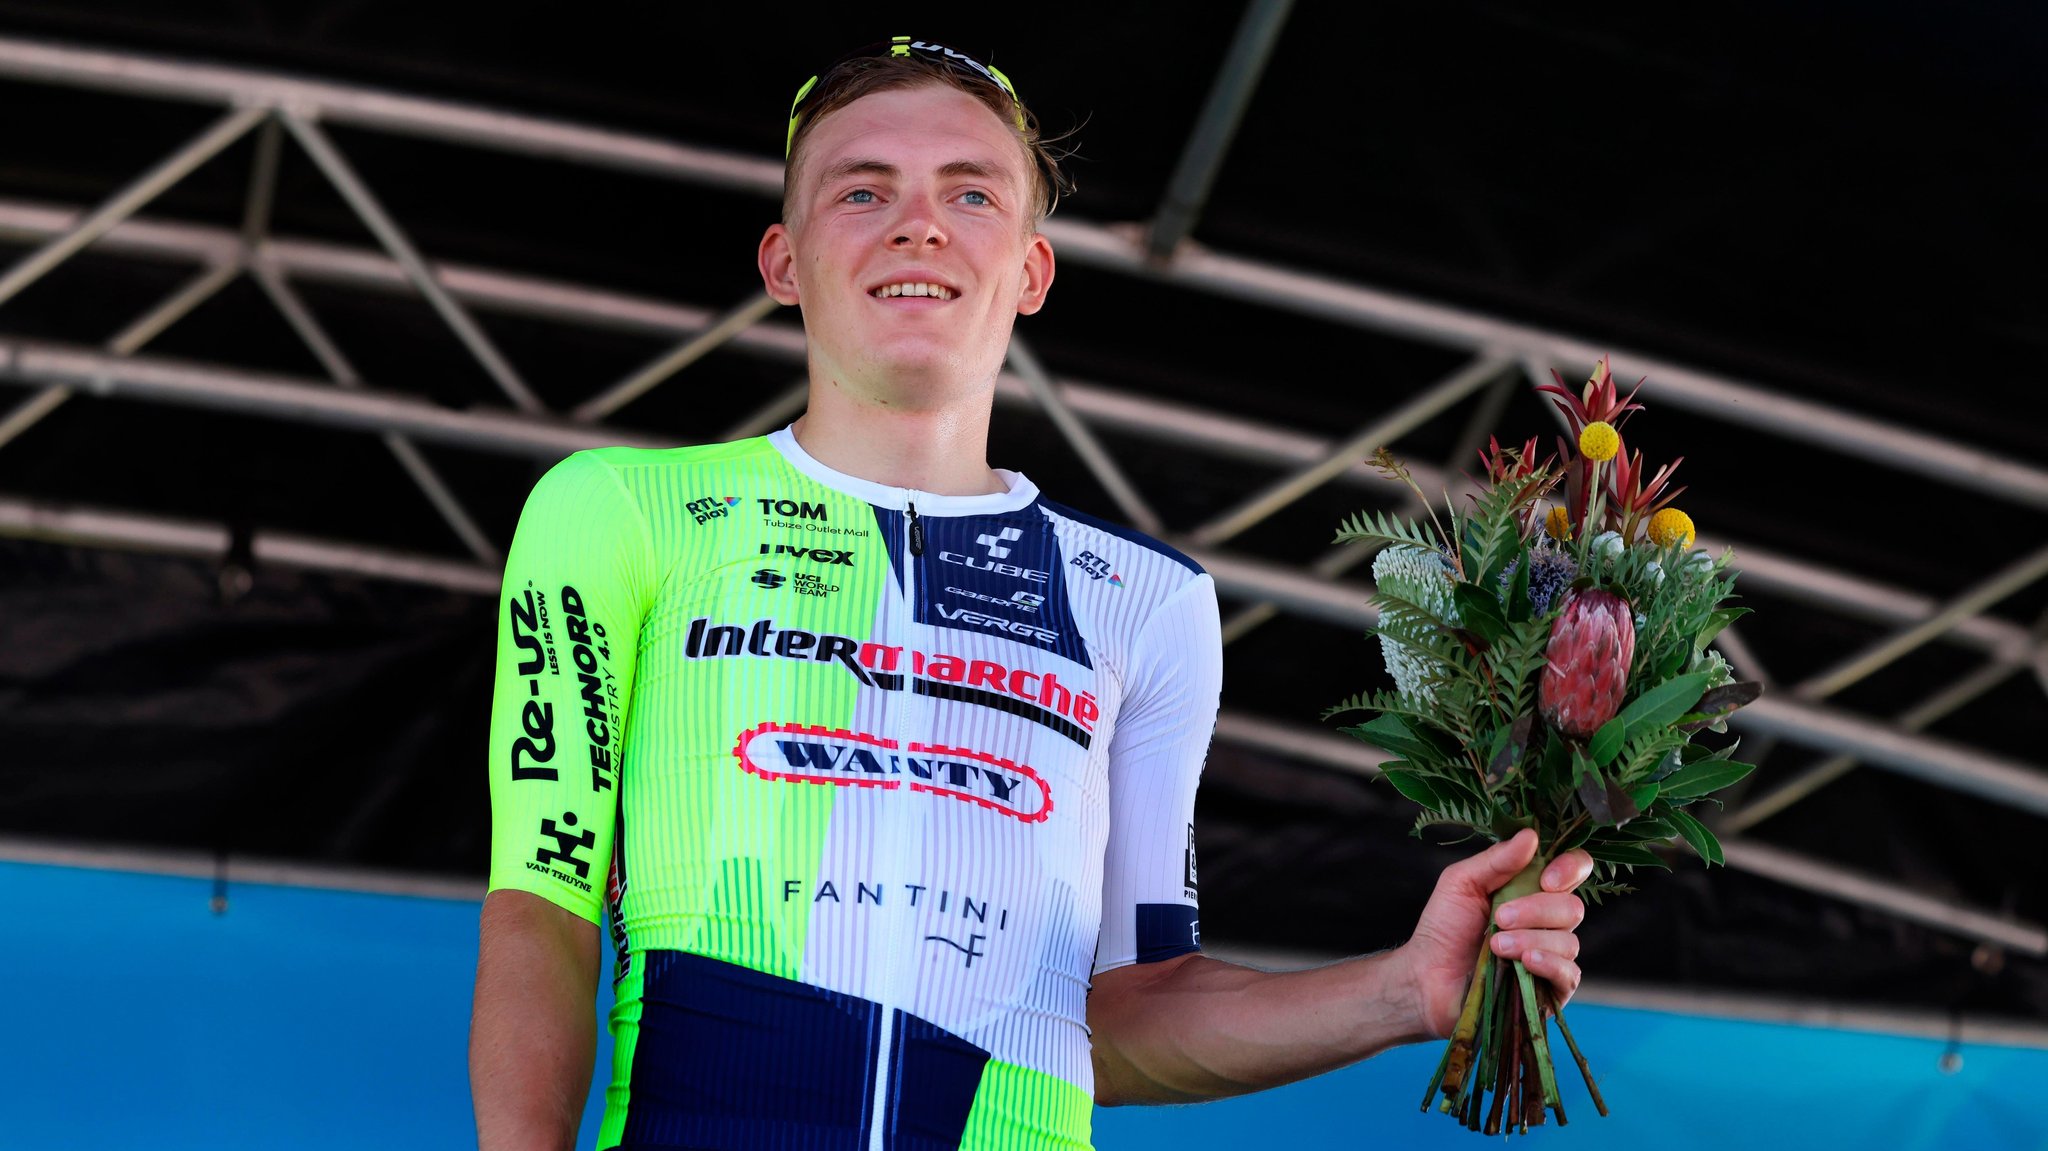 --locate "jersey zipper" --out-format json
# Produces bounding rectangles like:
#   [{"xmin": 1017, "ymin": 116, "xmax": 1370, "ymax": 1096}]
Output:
[{"xmin": 869, "ymin": 495, "xmax": 924, "ymax": 1151}]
